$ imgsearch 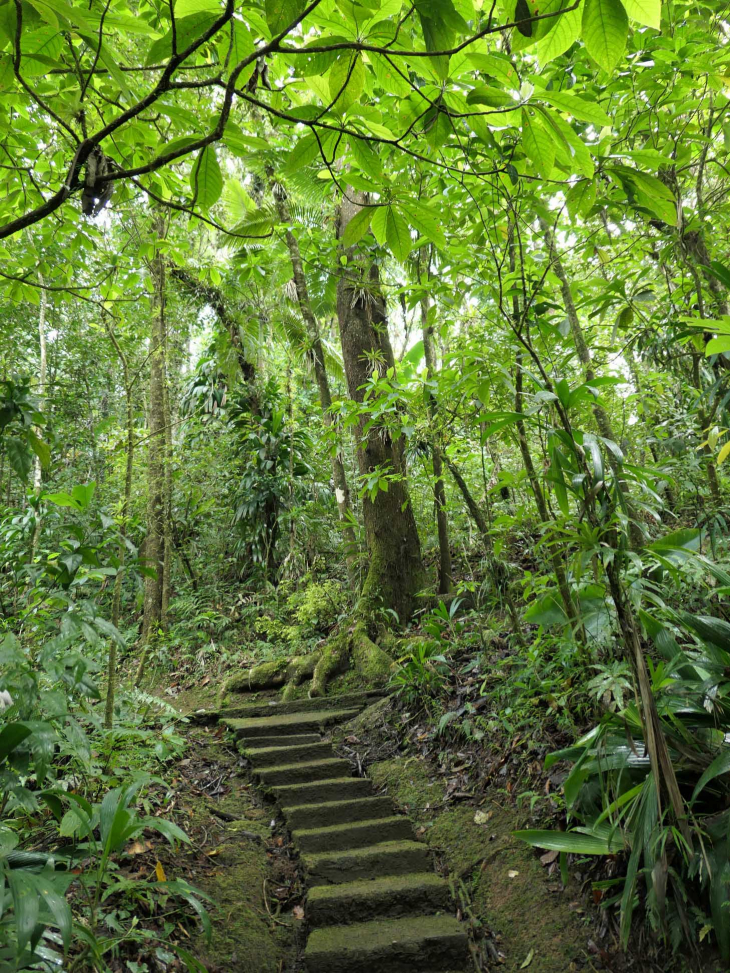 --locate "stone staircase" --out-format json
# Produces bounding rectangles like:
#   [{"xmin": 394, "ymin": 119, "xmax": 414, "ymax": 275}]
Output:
[{"xmin": 220, "ymin": 692, "xmax": 469, "ymax": 973}]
